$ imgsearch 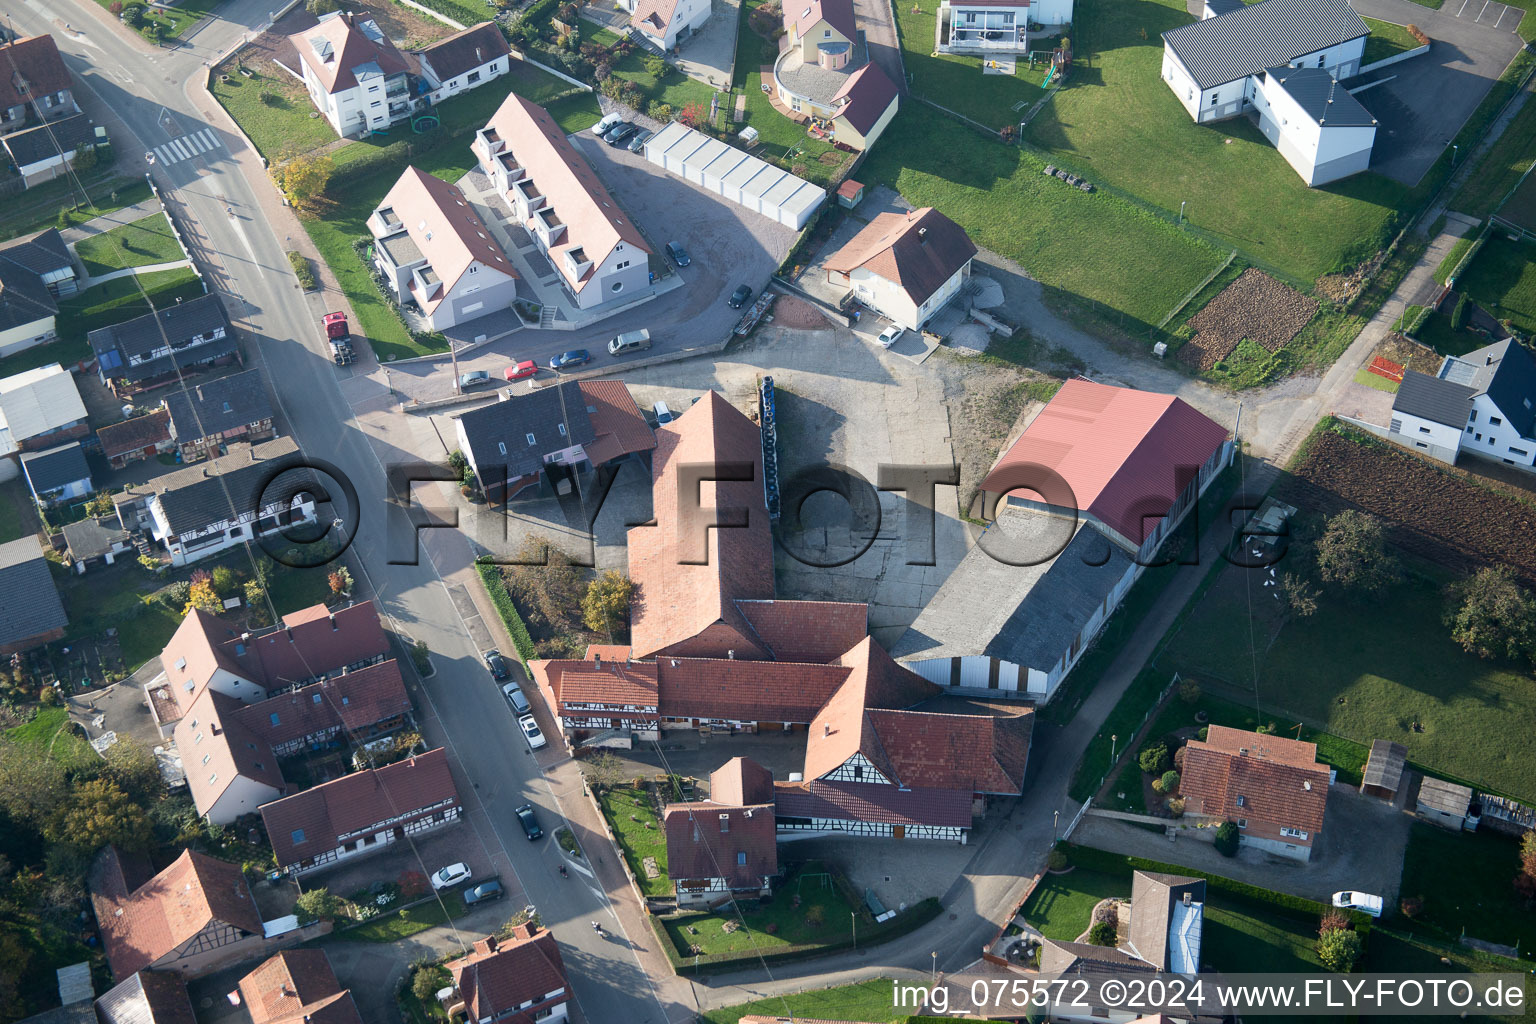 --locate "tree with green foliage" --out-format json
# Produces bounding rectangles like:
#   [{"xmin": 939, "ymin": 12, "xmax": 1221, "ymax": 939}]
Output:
[
  {"xmin": 1281, "ymin": 571, "xmax": 1321, "ymax": 618},
  {"xmin": 1445, "ymin": 566, "xmax": 1536, "ymax": 665},
  {"xmin": 103, "ymin": 738, "xmax": 163, "ymax": 803},
  {"xmin": 121, "ymin": 3, "xmax": 145, "ymax": 27},
  {"xmin": 1450, "ymin": 292, "xmax": 1470, "ymax": 331},
  {"xmin": 643, "ymin": 54, "xmax": 668, "ymax": 76},
  {"xmin": 47, "ymin": 778, "xmax": 151, "ymax": 853},
  {"xmin": 293, "ymin": 887, "xmax": 343, "ymax": 924},
  {"xmin": 1315, "ymin": 510, "xmax": 1399, "ymax": 593},
  {"xmin": 244, "ymin": 580, "xmax": 271, "ymax": 626},
  {"xmin": 1138, "ymin": 741, "xmax": 1170, "ymax": 775},
  {"xmin": 211, "ymin": 565, "xmax": 239, "ymax": 598},
  {"xmin": 1213, "ymin": 821, "xmax": 1240, "ymax": 857},
  {"xmin": 582, "ymin": 571, "xmax": 633, "ymax": 634},
  {"xmin": 85, "ymin": 492, "xmax": 115, "ymax": 518},
  {"xmin": 271, "ymin": 152, "xmax": 335, "ymax": 215},
  {"xmin": 1316, "ymin": 927, "xmax": 1362, "ymax": 972},
  {"xmin": 329, "ymin": 566, "xmax": 354, "ymax": 597},
  {"xmin": 412, "ymin": 963, "xmax": 450, "ymax": 1004},
  {"xmin": 1160, "ymin": 770, "xmax": 1180, "ymax": 793},
  {"xmin": 0, "ymin": 744, "xmax": 68, "ymax": 827},
  {"xmin": 1088, "ymin": 920, "xmax": 1117, "ymax": 946}
]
